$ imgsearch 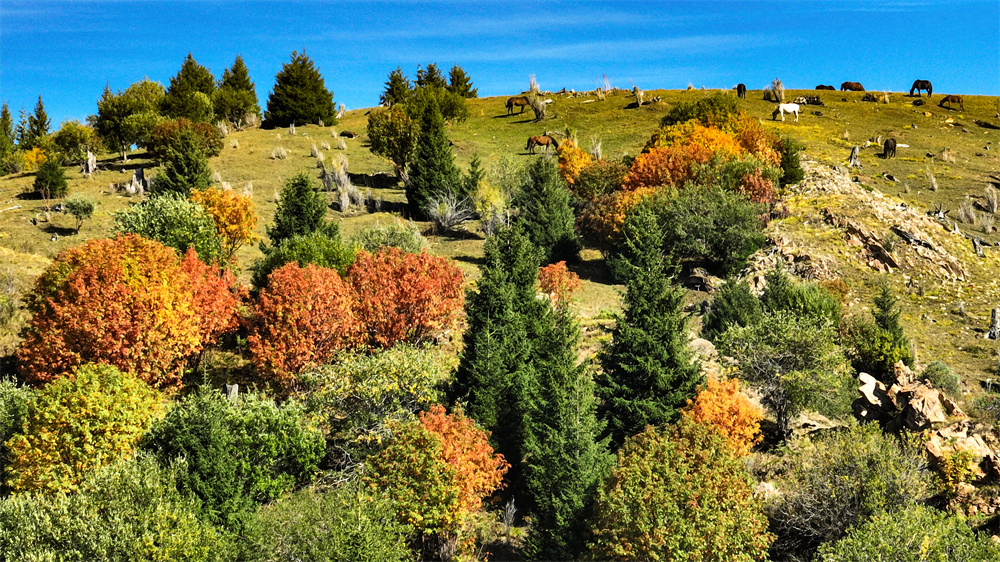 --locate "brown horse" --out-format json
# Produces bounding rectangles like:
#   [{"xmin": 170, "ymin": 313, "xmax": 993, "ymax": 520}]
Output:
[
  {"xmin": 526, "ymin": 135, "xmax": 558, "ymax": 154},
  {"xmin": 506, "ymin": 96, "xmax": 529, "ymax": 115},
  {"xmin": 815, "ymin": 84, "xmax": 836, "ymax": 90},
  {"xmin": 939, "ymin": 95, "xmax": 965, "ymax": 111},
  {"xmin": 841, "ymin": 81, "xmax": 865, "ymax": 92},
  {"xmin": 883, "ymin": 138, "xmax": 897, "ymax": 159},
  {"xmin": 736, "ymin": 83, "xmax": 747, "ymax": 99}
]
